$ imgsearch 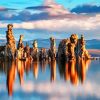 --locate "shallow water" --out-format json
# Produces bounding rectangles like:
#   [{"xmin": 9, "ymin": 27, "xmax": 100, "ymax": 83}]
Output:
[{"xmin": 0, "ymin": 59, "xmax": 100, "ymax": 100}]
